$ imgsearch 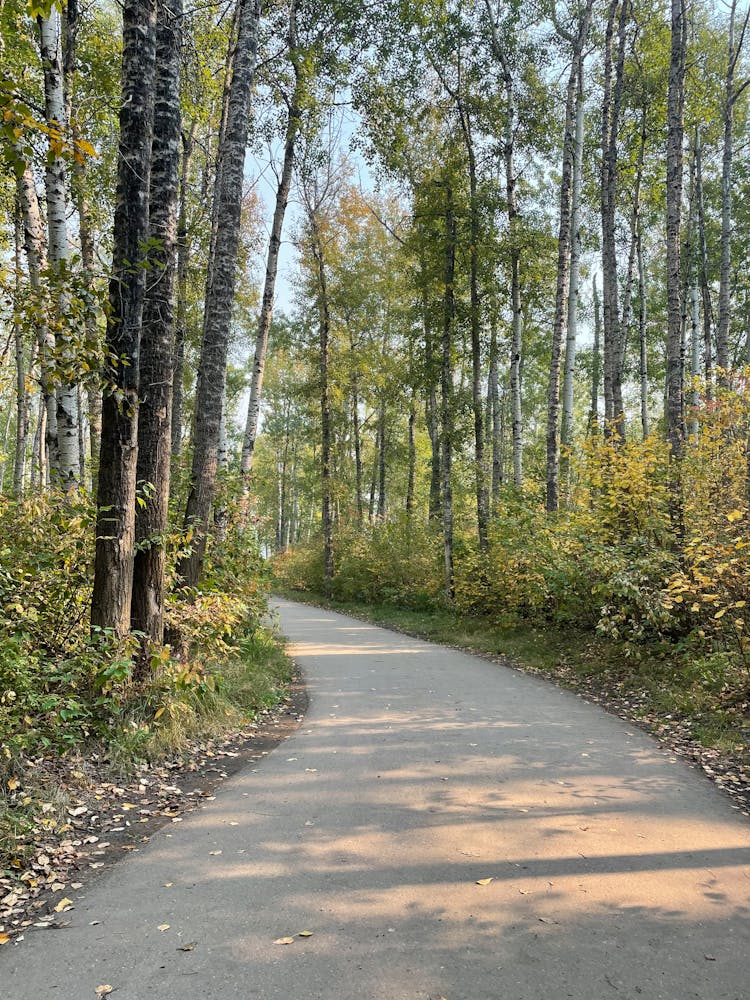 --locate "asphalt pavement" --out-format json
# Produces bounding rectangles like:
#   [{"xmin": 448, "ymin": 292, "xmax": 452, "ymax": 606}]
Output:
[{"xmin": 3, "ymin": 597, "xmax": 749, "ymax": 1000}]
